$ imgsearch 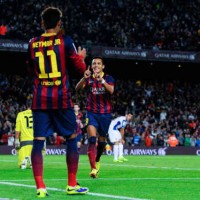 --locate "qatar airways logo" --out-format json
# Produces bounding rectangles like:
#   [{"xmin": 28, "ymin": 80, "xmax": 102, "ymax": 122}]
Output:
[
  {"xmin": 11, "ymin": 148, "xmax": 66, "ymax": 155},
  {"xmin": 106, "ymin": 147, "xmax": 167, "ymax": 156},
  {"xmin": 46, "ymin": 148, "xmax": 66, "ymax": 155},
  {"xmin": 90, "ymin": 87, "xmax": 105, "ymax": 95},
  {"xmin": 196, "ymin": 149, "xmax": 200, "ymax": 156}
]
